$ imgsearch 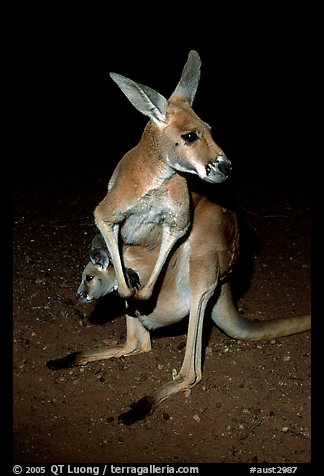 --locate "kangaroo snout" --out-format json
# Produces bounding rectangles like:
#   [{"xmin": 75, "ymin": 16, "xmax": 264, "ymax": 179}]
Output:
[
  {"xmin": 217, "ymin": 156, "xmax": 232, "ymax": 175},
  {"xmin": 205, "ymin": 155, "xmax": 232, "ymax": 183},
  {"xmin": 76, "ymin": 290, "xmax": 90, "ymax": 304}
]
